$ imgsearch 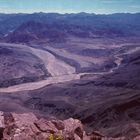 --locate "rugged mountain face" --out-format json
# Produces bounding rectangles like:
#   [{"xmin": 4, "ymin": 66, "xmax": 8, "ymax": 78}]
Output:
[
  {"xmin": 5, "ymin": 21, "xmax": 67, "ymax": 43},
  {"xmin": 0, "ymin": 13, "xmax": 140, "ymax": 43}
]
